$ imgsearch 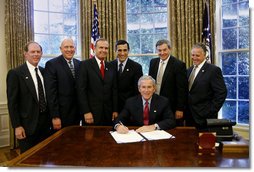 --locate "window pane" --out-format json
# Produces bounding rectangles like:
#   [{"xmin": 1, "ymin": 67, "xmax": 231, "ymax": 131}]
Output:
[
  {"xmin": 141, "ymin": 34, "xmax": 153, "ymax": 53},
  {"xmin": 222, "ymin": 101, "xmax": 236, "ymax": 122},
  {"xmin": 238, "ymin": 101, "xmax": 249, "ymax": 124},
  {"xmin": 126, "ymin": 0, "xmax": 140, "ymax": 13},
  {"xmin": 128, "ymin": 34, "xmax": 140, "ymax": 54},
  {"xmin": 35, "ymin": 34, "xmax": 50, "ymax": 54},
  {"xmin": 238, "ymin": 77, "xmax": 249, "ymax": 99},
  {"xmin": 140, "ymin": 25, "xmax": 153, "ymax": 34},
  {"xmin": 222, "ymin": 0, "xmax": 237, "ymax": 4},
  {"xmin": 221, "ymin": 52, "xmax": 237, "ymax": 75},
  {"xmin": 154, "ymin": 0, "xmax": 167, "ymax": 5},
  {"xmin": 222, "ymin": 28, "xmax": 237, "ymax": 49},
  {"xmin": 49, "ymin": 13, "xmax": 64, "ymax": 34},
  {"xmin": 239, "ymin": 1, "xmax": 249, "ymax": 26},
  {"xmin": 49, "ymin": 0, "xmax": 63, "ymax": 12},
  {"xmin": 239, "ymin": 27, "xmax": 249, "ymax": 49},
  {"xmin": 141, "ymin": 5, "xmax": 153, "ymax": 13},
  {"xmin": 64, "ymin": 0, "xmax": 77, "ymax": 13},
  {"xmin": 222, "ymin": 4, "xmax": 237, "ymax": 27},
  {"xmin": 49, "ymin": 35, "xmax": 64, "ymax": 54},
  {"xmin": 127, "ymin": 14, "xmax": 140, "ymax": 24},
  {"xmin": 238, "ymin": 52, "xmax": 249, "ymax": 75},
  {"xmin": 224, "ymin": 77, "xmax": 237, "ymax": 99},
  {"xmin": 64, "ymin": 14, "xmax": 77, "ymax": 35},
  {"xmin": 34, "ymin": 0, "xmax": 48, "ymax": 11},
  {"xmin": 154, "ymin": 33, "xmax": 167, "ymax": 43},
  {"xmin": 34, "ymin": 11, "xmax": 49, "ymax": 34},
  {"xmin": 141, "ymin": 0, "xmax": 153, "ymax": 6},
  {"xmin": 129, "ymin": 56, "xmax": 156, "ymax": 75}
]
